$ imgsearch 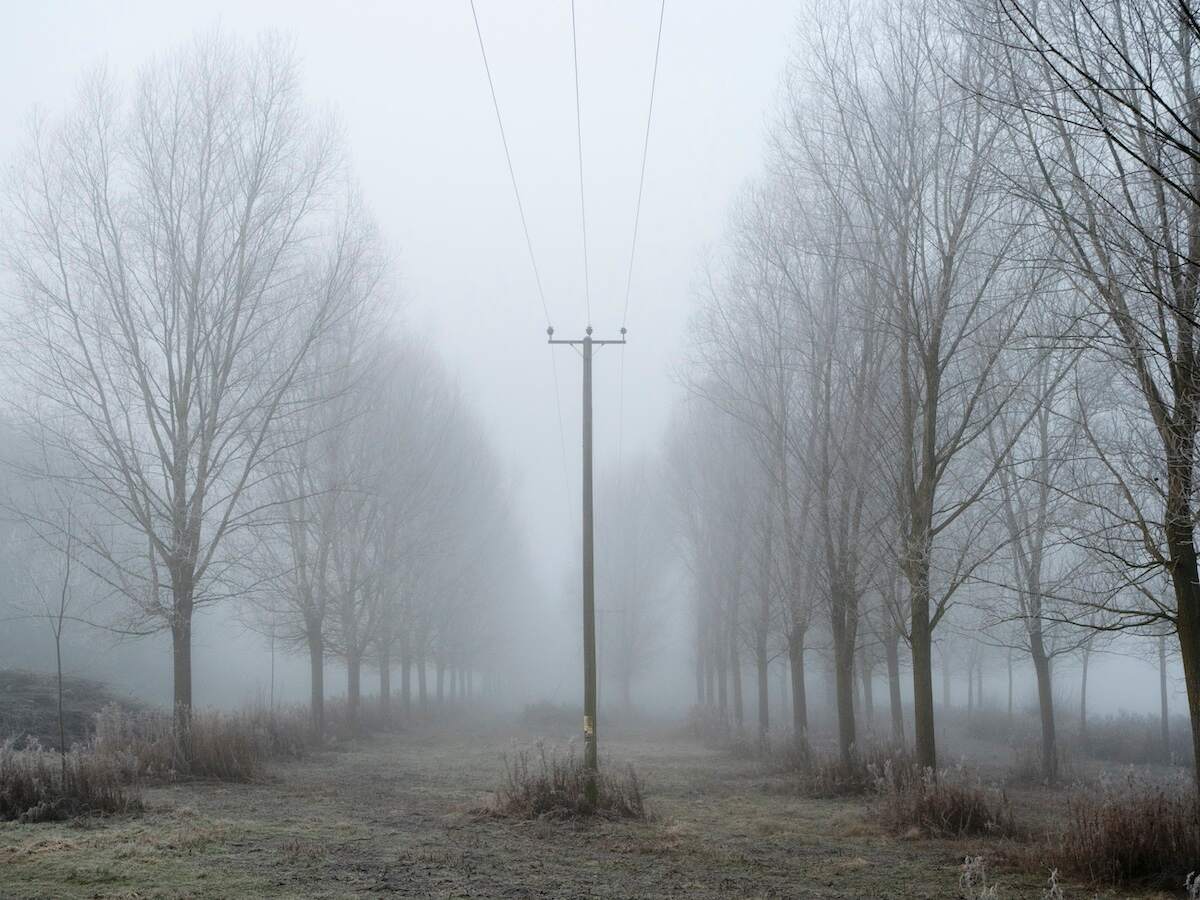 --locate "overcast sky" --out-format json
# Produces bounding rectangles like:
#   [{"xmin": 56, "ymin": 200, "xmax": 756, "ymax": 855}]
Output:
[
  {"xmin": 0, "ymin": 3, "xmax": 1181, "ymax": 718},
  {"xmin": 0, "ymin": 1, "xmax": 799, "ymax": 594}
]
